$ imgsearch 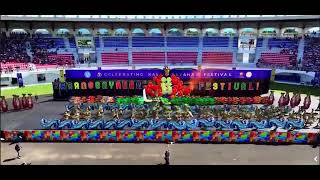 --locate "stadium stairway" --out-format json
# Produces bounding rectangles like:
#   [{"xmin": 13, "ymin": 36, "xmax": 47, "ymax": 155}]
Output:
[
  {"xmin": 128, "ymin": 36, "xmax": 133, "ymax": 65},
  {"xmin": 197, "ymin": 36, "xmax": 203, "ymax": 65},
  {"xmin": 99, "ymin": 37, "xmax": 104, "ymax": 49},
  {"xmin": 231, "ymin": 47, "xmax": 237, "ymax": 63},
  {"xmin": 25, "ymin": 42, "xmax": 33, "ymax": 60},
  {"xmin": 262, "ymin": 37, "xmax": 268, "ymax": 47},
  {"xmin": 297, "ymin": 38, "xmax": 305, "ymax": 63},
  {"xmin": 164, "ymin": 36, "xmax": 168, "ymax": 64},
  {"xmin": 228, "ymin": 36, "xmax": 234, "ymax": 48},
  {"xmin": 64, "ymin": 38, "xmax": 70, "ymax": 49}
]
